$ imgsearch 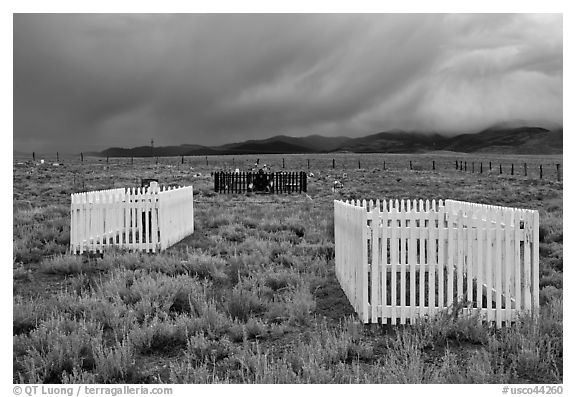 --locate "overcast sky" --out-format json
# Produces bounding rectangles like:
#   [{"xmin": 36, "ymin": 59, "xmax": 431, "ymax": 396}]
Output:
[{"xmin": 13, "ymin": 13, "xmax": 562, "ymax": 153}]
